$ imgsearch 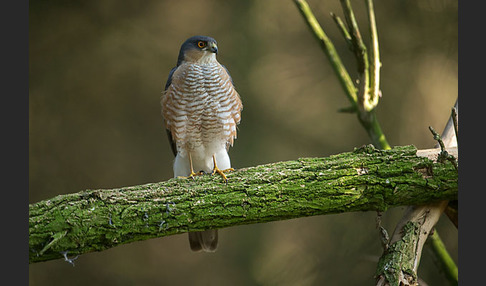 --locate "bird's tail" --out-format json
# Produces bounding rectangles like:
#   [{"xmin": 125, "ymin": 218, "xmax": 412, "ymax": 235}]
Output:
[{"xmin": 188, "ymin": 230, "xmax": 218, "ymax": 252}]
